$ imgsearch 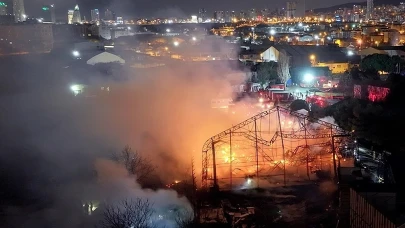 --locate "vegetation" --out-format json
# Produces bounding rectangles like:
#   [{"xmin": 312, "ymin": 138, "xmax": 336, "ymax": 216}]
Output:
[
  {"xmin": 254, "ymin": 50, "xmax": 291, "ymax": 87},
  {"xmin": 100, "ymin": 199, "xmax": 154, "ymax": 228},
  {"xmin": 256, "ymin": 61, "xmax": 278, "ymax": 86},
  {"xmin": 277, "ymin": 49, "xmax": 291, "ymax": 85},
  {"xmin": 320, "ymin": 73, "xmax": 405, "ymax": 152},
  {"xmin": 111, "ymin": 146, "xmax": 163, "ymax": 189},
  {"xmin": 359, "ymin": 53, "xmax": 402, "ymax": 73}
]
